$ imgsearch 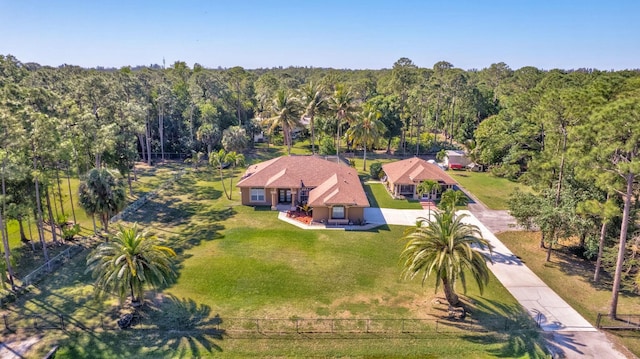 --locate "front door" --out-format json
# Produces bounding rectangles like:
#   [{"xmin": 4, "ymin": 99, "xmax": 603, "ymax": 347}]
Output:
[{"xmin": 278, "ymin": 189, "xmax": 292, "ymax": 203}]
